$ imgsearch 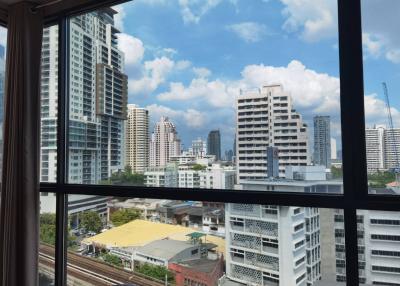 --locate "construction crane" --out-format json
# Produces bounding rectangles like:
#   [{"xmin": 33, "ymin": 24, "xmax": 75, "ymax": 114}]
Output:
[{"xmin": 382, "ymin": 82, "xmax": 400, "ymax": 175}]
